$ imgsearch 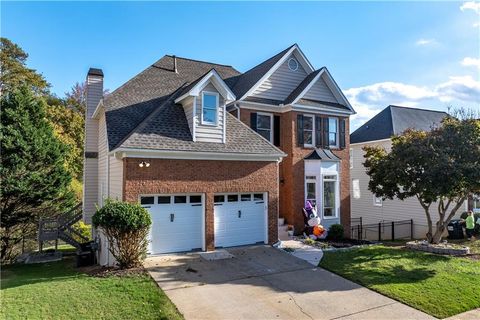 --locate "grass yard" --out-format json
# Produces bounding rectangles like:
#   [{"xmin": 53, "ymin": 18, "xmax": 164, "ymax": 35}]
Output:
[
  {"xmin": 319, "ymin": 245, "xmax": 480, "ymax": 318},
  {"xmin": 1, "ymin": 257, "xmax": 183, "ymax": 320}
]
